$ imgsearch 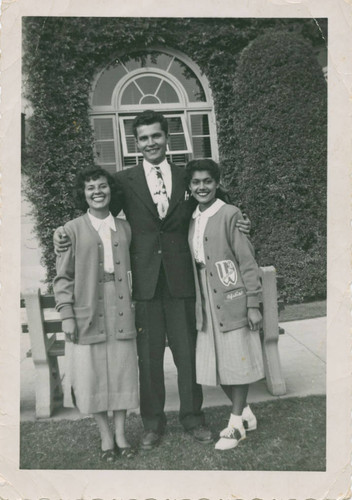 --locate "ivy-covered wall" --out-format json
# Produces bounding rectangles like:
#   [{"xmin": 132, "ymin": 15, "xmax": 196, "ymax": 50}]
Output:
[{"xmin": 22, "ymin": 17, "xmax": 327, "ymax": 301}]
